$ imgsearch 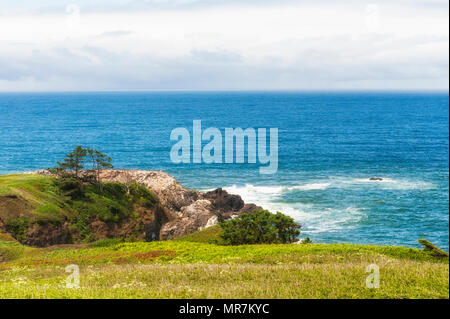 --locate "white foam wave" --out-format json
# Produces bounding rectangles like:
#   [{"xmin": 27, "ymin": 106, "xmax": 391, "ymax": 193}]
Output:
[
  {"xmin": 301, "ymin": 207, "xmax": 366, "ymax": 234},
  {"xmin": 203, "ymin": 176, "xmax": 434, "ymax": 234},
  {"xmin": 224, "ymin": 184, "xmax": 285, "ymax": 201},
  {"xmin": 220, "ymin": 184, "xmax": 366, "ymax": 234},
  {"xmin": 221, "ymin": 177, "xmax": 434, "ymax": 199},
  {"xmin": 288, "ymin": 183, "xmax": 331, "ymax": 191},
  {"xmin": 338, "ymin": 177, "xmax": 435, "ymax": 190}
]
